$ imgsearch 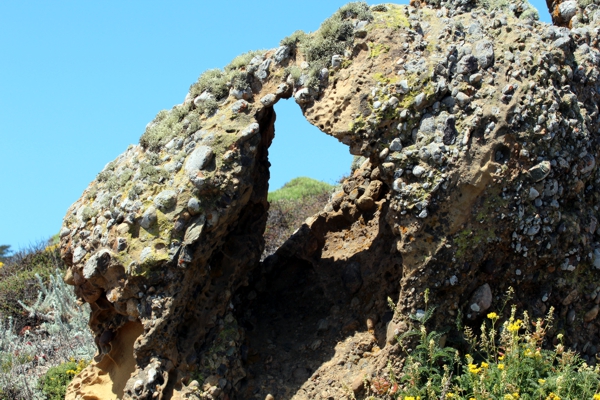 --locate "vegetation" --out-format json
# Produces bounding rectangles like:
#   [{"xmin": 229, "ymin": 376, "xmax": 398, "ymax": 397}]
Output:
[
  {"xmin": 39, "ymin": 359, "xmax": 88, "ymax": 400},
  {"xmin": 264, "ymin": 177, "xmax": 334, "ymax": 258},
  {"xmin": 0, "ymin": 242, "xmax": 66, "ymax": 329},
  {"xmin": 361, "ymin": 289, "xmax": 600, "ymax": 400},
  {"xmin": 0, "ymin": 241, "xmax": 94, "ymax": 399},
  {"xmin": 268, "ymin": 176, "xmax": 334, "ymax": 202},
  {"xmin": 280, "ymin": 2, "xmax": 373, "ymax": 90}
]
